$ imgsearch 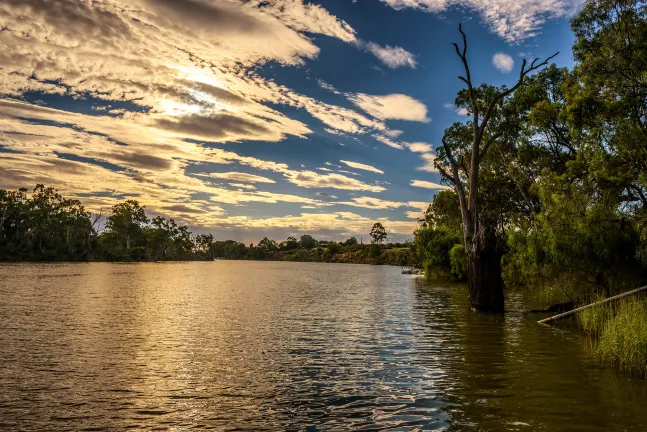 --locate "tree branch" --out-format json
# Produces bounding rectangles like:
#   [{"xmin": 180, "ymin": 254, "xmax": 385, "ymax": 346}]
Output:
[
  {"xmin": 452, "ymin": 24, "xmax": 478, "ymax": 127},
  {"xmin": 481, "ymin": 131, "xmax": 503, "ymax": 159},
  {"xmin": 479, "ymin": 52, "xmax": 559, "ymax": 136}
]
